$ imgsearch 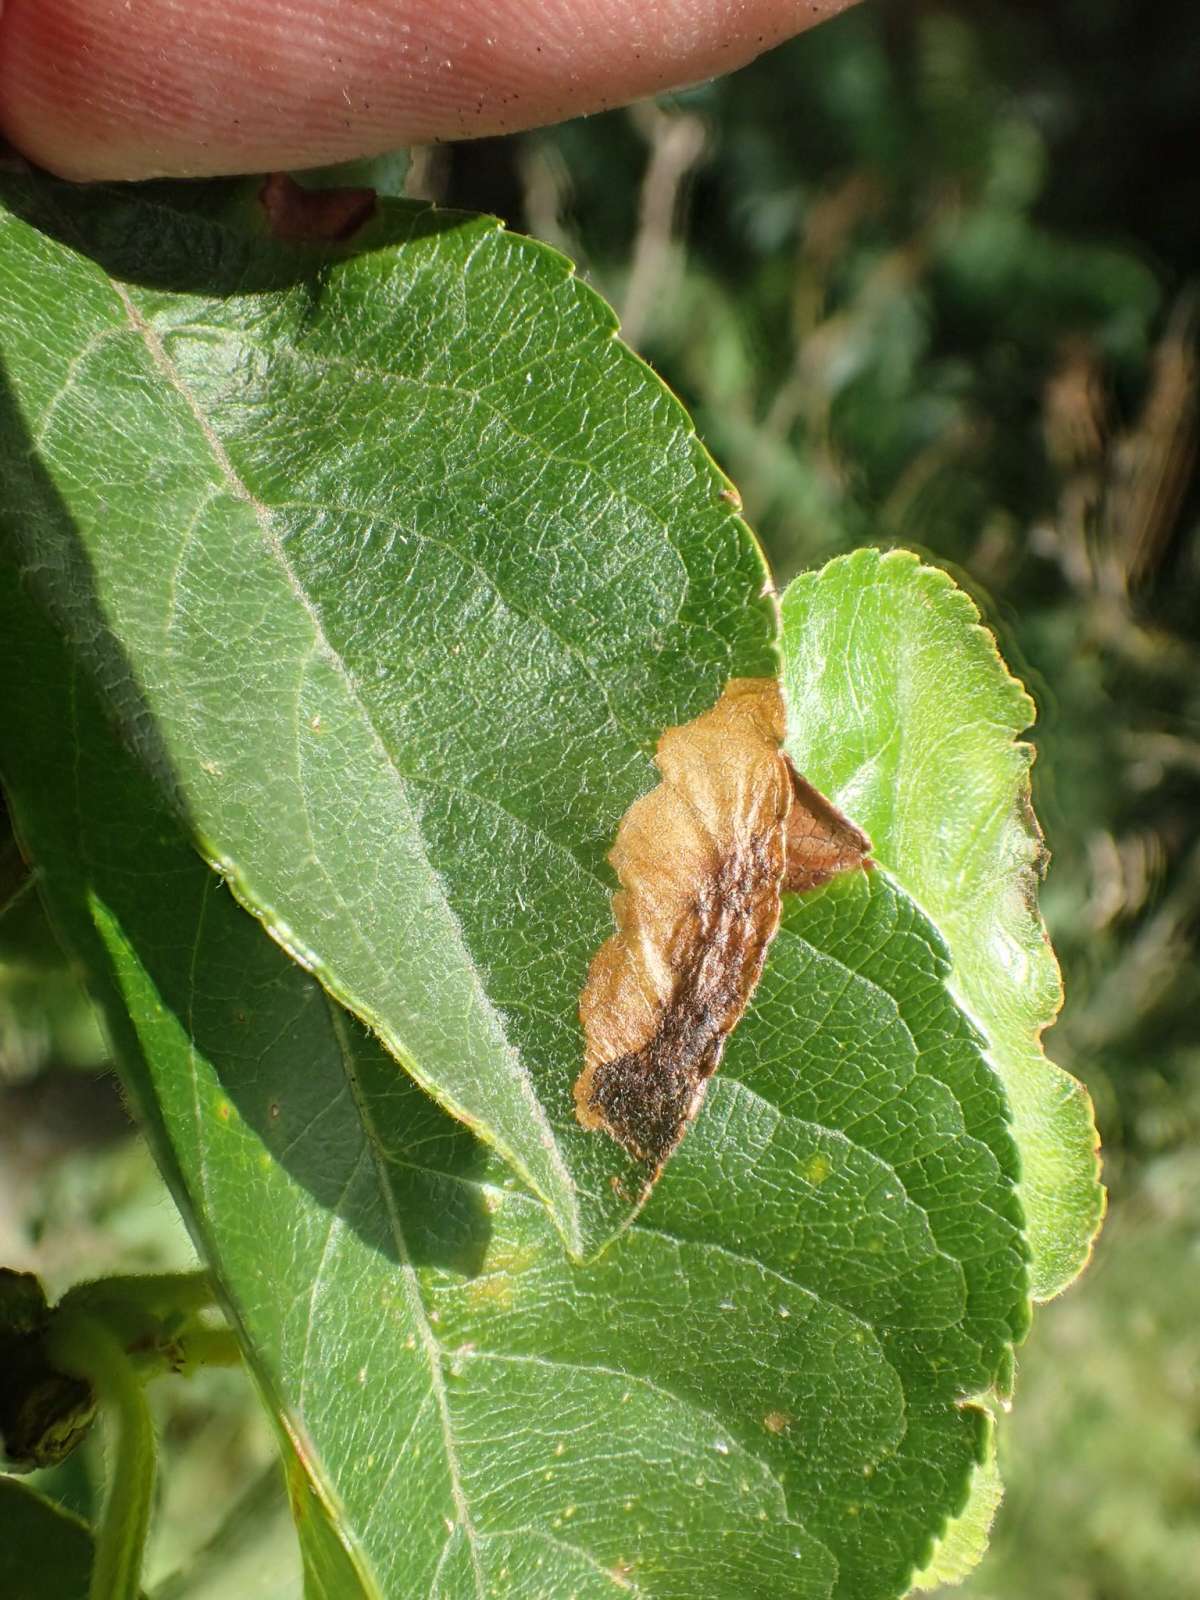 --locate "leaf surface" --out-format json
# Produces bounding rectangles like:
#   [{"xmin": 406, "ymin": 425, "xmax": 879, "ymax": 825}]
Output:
[
  {"xmin": 0, "ymin": 173, "xmax": 777, "ymax": 1256},
  {"xmin": 908, "ymin": 1439, "xmax": 1003, "ymax": 1592},
  {"xmin": 0, "ymin": 1476, "xmax": 109, "ymax": 1600},
  {"xmin": 0, "ymin": 566, "xmax": 1028, "ymax": 1600},
  {"xmin": 781, "ymin": 548, "xmax": 1102, "ymax": 1298}
]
